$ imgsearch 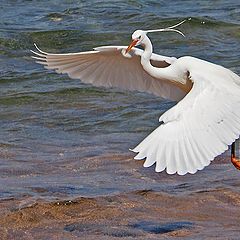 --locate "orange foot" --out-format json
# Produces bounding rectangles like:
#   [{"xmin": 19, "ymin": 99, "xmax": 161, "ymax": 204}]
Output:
[{"xmin": 231, "ymin": 154, "xmax": 240, "ymax": 170}]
